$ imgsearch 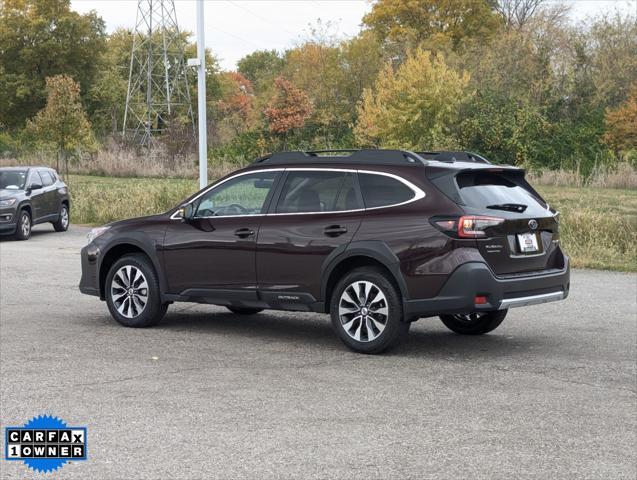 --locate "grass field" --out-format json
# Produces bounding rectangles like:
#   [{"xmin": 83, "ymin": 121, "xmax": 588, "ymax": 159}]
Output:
[{"xmin": 67, "ymin": 175, "xmax": 637, "ymax": 272}]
